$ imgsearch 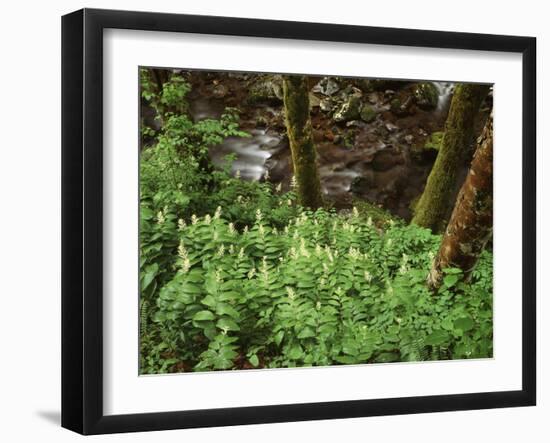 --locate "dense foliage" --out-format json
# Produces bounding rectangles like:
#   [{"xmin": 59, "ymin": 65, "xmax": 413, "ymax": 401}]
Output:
[{"xmin": 139, "ymin": 69, "xmax": 493, "ymax": 374}]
